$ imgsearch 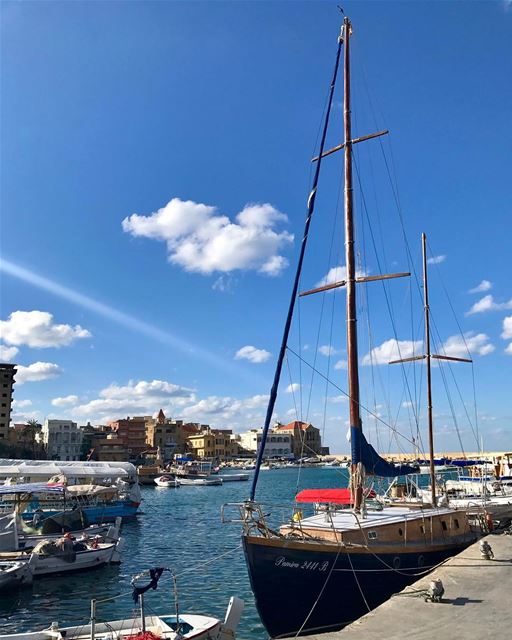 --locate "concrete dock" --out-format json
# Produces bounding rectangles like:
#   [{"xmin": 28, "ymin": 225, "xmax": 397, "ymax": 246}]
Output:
[{"xmin": 303, "ymin": 533, "xmax": 512, "ymax": 639}]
